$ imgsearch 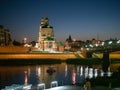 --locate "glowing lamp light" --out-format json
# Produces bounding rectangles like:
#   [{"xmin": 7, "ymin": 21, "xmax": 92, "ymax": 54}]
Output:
[
  {"xmin": 89, "ymin": 44, "xmax": 93, "ymax": 48},
  {"xmin": 95, "ymin": 44, "xmax": 98, "ymax": 47},
  {"xmin": 81, "ymin": 48, "xmax": 83, "ymax": 51},
  {"xmin": 117, "ymin": 40, "xmax": 120, "ymax": 44},
  {"xmin": 102, "ymin": 42, "xmax": 104, "ymax": 46},
  {"xmin": 86, "ymin": 48, "xmax": 89, "ymax": 50},
  {"xmin": 107, "ymin": 72, "xmax": 112, "ymax": 77},
  {"xmin": 108, "ymin": 41, "xmax": 112, "ymax": 44},
  {"xmin": 23, "ymin": 37, "xmax": 27, "ymax": 44},
  {"xmin": 73, "ymin": 38, "xmax": 76, "ymax": 42},
  {"xmin": 24, "ymin": 37, "xmax": 27, "ymax": 41}
]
